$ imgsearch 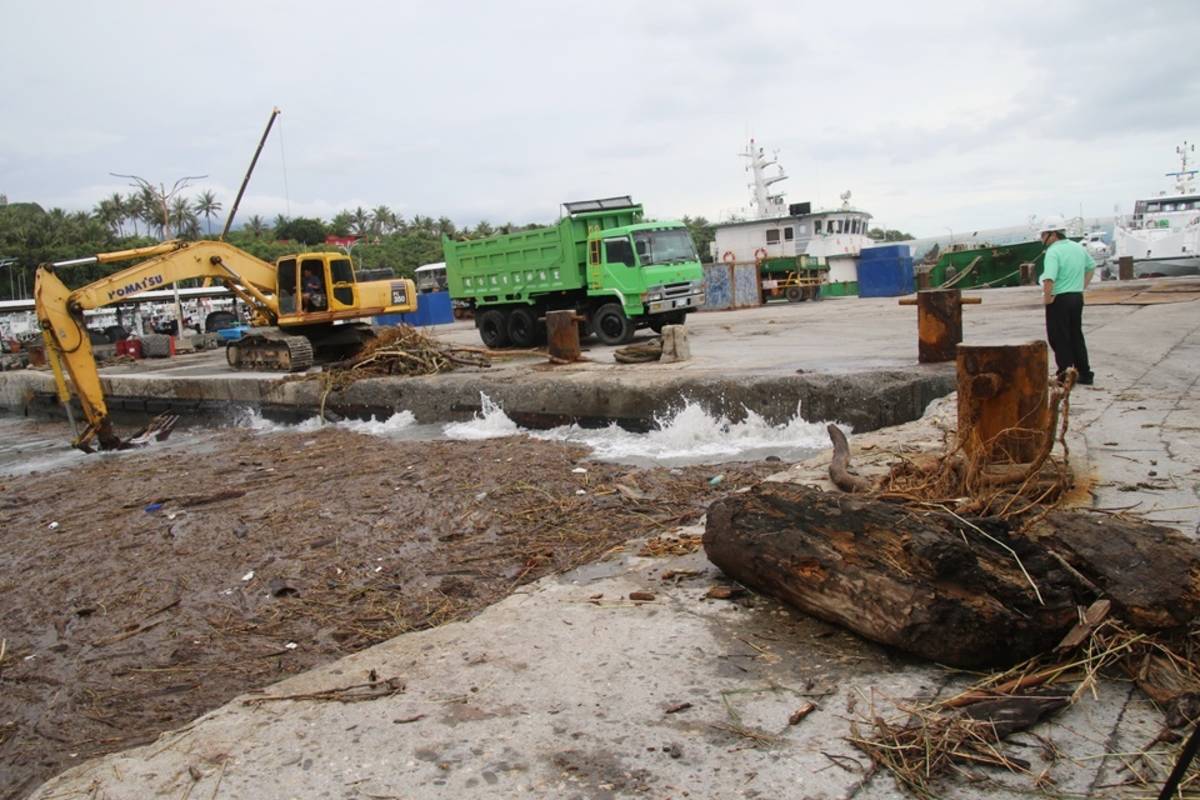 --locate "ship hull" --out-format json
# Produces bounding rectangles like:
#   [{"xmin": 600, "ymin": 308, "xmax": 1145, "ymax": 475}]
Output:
[{"xmin": 1132, "ymin": 255, "xmax": 1200, "ymax": 278}]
